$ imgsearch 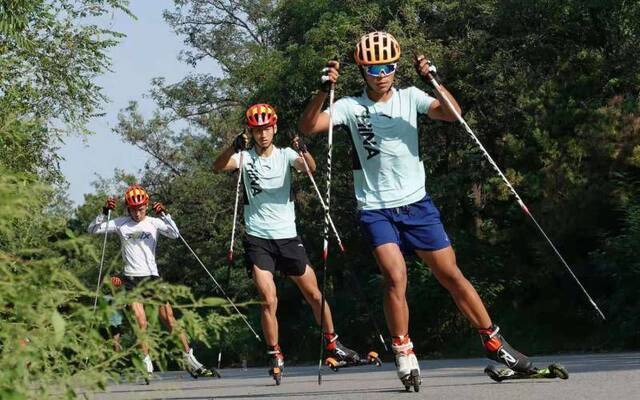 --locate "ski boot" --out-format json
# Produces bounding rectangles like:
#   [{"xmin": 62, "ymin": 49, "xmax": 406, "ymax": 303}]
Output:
[
  {"xmin": 479, "ymin": 324, "xmax": 533, "ymax": 373},
  {"xmin": 184, "ymin": 348, "xmax": 221, "ymax": 379},
  {"xmin": 142, "ymin": 354, "xmax": 154, "ymax": 385},
  {"xmin": 267, "ymin": 344, "xmax": 284, "ymax": 385},
  {"xmin": 324, "ymin": 333, "xmax": 382, "ymax": 371},
  {"xmin": 392, "ymin": 335, "xmax": 421, "ymax": 392}
]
